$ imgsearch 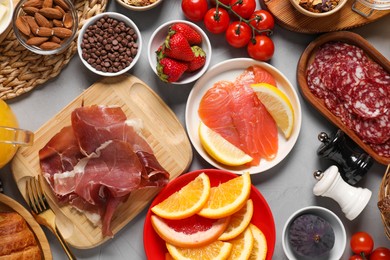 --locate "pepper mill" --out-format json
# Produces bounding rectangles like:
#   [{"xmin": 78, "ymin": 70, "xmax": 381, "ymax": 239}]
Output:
[
  {"xmin": 317, "ymin": 129, "xmax": 373, "ymax": 185},
  {"xmin": 313, "ymin": 165, "xmax": 372, "ymax": 220}
]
